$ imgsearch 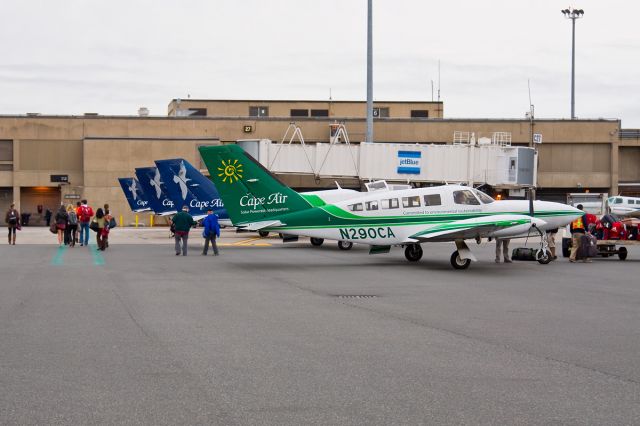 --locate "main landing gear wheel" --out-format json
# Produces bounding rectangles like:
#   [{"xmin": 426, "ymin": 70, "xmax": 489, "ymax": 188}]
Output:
[
  {"xmin": 535, "ymin": 249, "xmax": 552, "ymax": 264},
  {"xmin": 338, "ymin": 241, "xmax": 353, "ymax": 250},
  {"xmin": 258, "ymin": 230, "xmax": 269, "ymax": 238},
  {"xmin": 404, "ymin": 244, "xmax": 423, "ymax": 262},
  {"xmin": 450, "ymin": 250, "xmax": 471, "ymax": 270},
  {"xmin": 619, "ymin": 246, "xmax": 628, "ymax": 260},
  {"xmin": 310, "ymin": 237, "xmax": 324, "ymax": 246}
]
